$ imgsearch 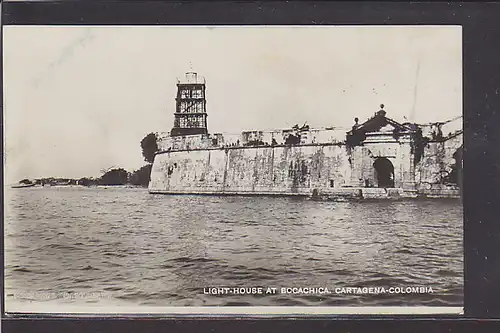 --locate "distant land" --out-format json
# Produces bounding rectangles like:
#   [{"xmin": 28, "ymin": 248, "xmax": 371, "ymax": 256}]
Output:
[
  {"xmin": 11, "ymin": 133, "xmax": 159, "ymax": 189},
  {"xmin": 12, "ymin": 165, "xmax": 152, "ymax": 188}
]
